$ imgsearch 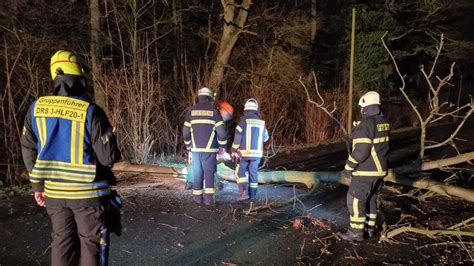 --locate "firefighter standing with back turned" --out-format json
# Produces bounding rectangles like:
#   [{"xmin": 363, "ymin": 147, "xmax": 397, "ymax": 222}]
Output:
[
  {"xmin": 231, "ymin": 98, "xmax": 269, "ymax": 201},
  {"xmin": 182, "ymin": 87, "xmax": 227, "ymax": 206},
  {"xmin": 340, "ymin": 91, "xmax": 390, "ymax": 242},
  {"xmin": 21, "ymin": 50, "xmax": 121, "ymax": 265}
]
